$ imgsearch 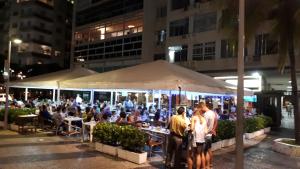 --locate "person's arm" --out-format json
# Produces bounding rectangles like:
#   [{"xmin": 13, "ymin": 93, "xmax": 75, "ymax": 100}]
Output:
[
  {"xmin": 203, "ymin": 119, "xmax": 208, "ymax": 134},
  {"xmin": 190, "ymin": 116, "xmax": 196, "ymax": 132}
]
